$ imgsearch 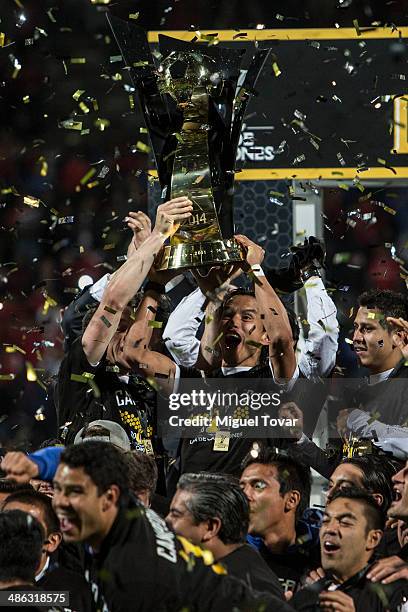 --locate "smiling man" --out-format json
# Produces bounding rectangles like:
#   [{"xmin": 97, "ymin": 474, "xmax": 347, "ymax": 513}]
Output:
[
  {"xmin": 338, "ymin": 289, "xmax": 408, "ymax": 444},
  {"xmin": 292, "ymin": 488, "xmax": 408, "ymax": 611}
]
